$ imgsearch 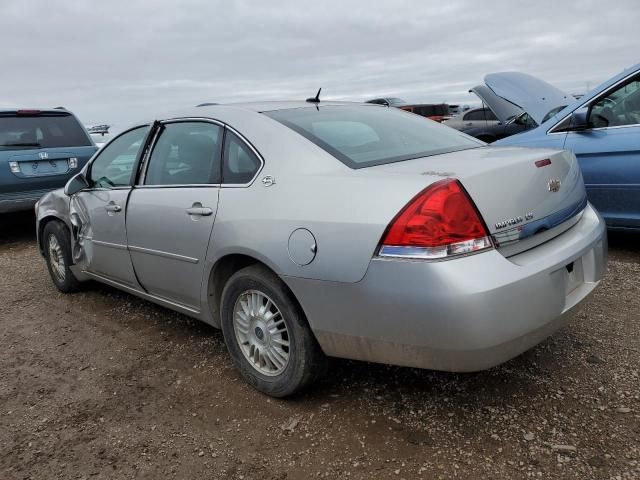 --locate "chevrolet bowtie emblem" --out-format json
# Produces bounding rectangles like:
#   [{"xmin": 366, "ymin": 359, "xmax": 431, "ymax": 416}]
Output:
[{"xmin": 548, "ymin": 178, "xmax": 561, "ymax": 192}]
